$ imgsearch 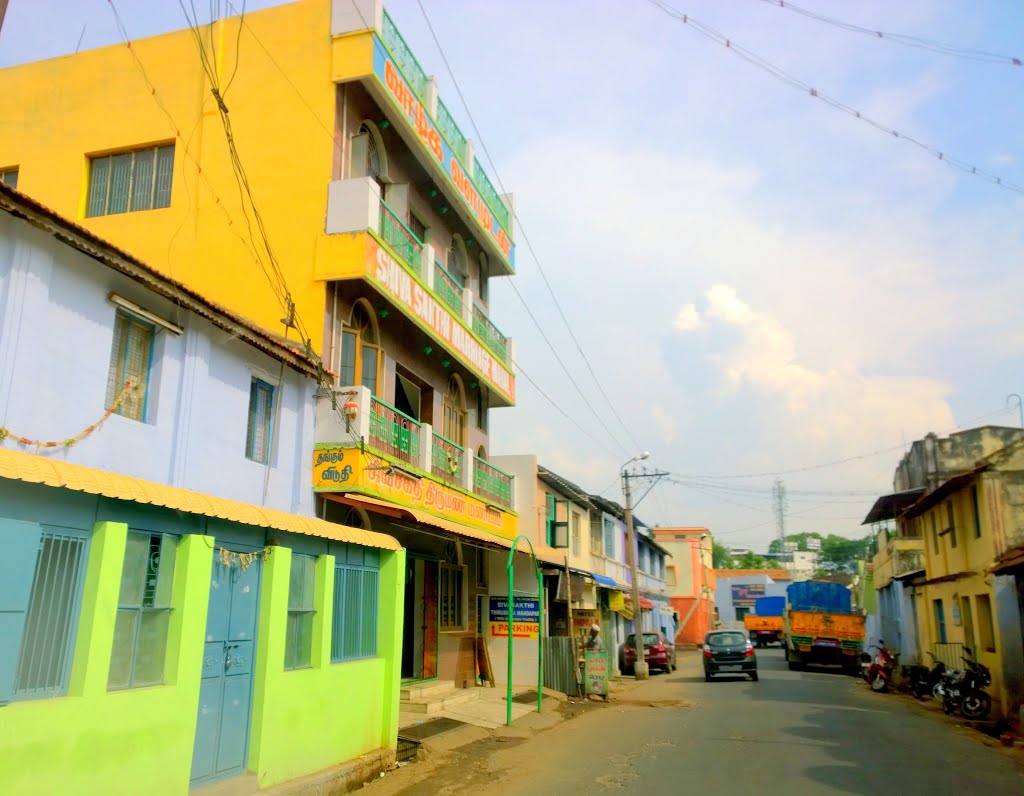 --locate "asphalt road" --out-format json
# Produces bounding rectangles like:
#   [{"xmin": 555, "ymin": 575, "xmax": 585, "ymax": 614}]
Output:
[{"xmin": 446, "ymin": 647, "xmax": 1024, "ymax": 795}]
